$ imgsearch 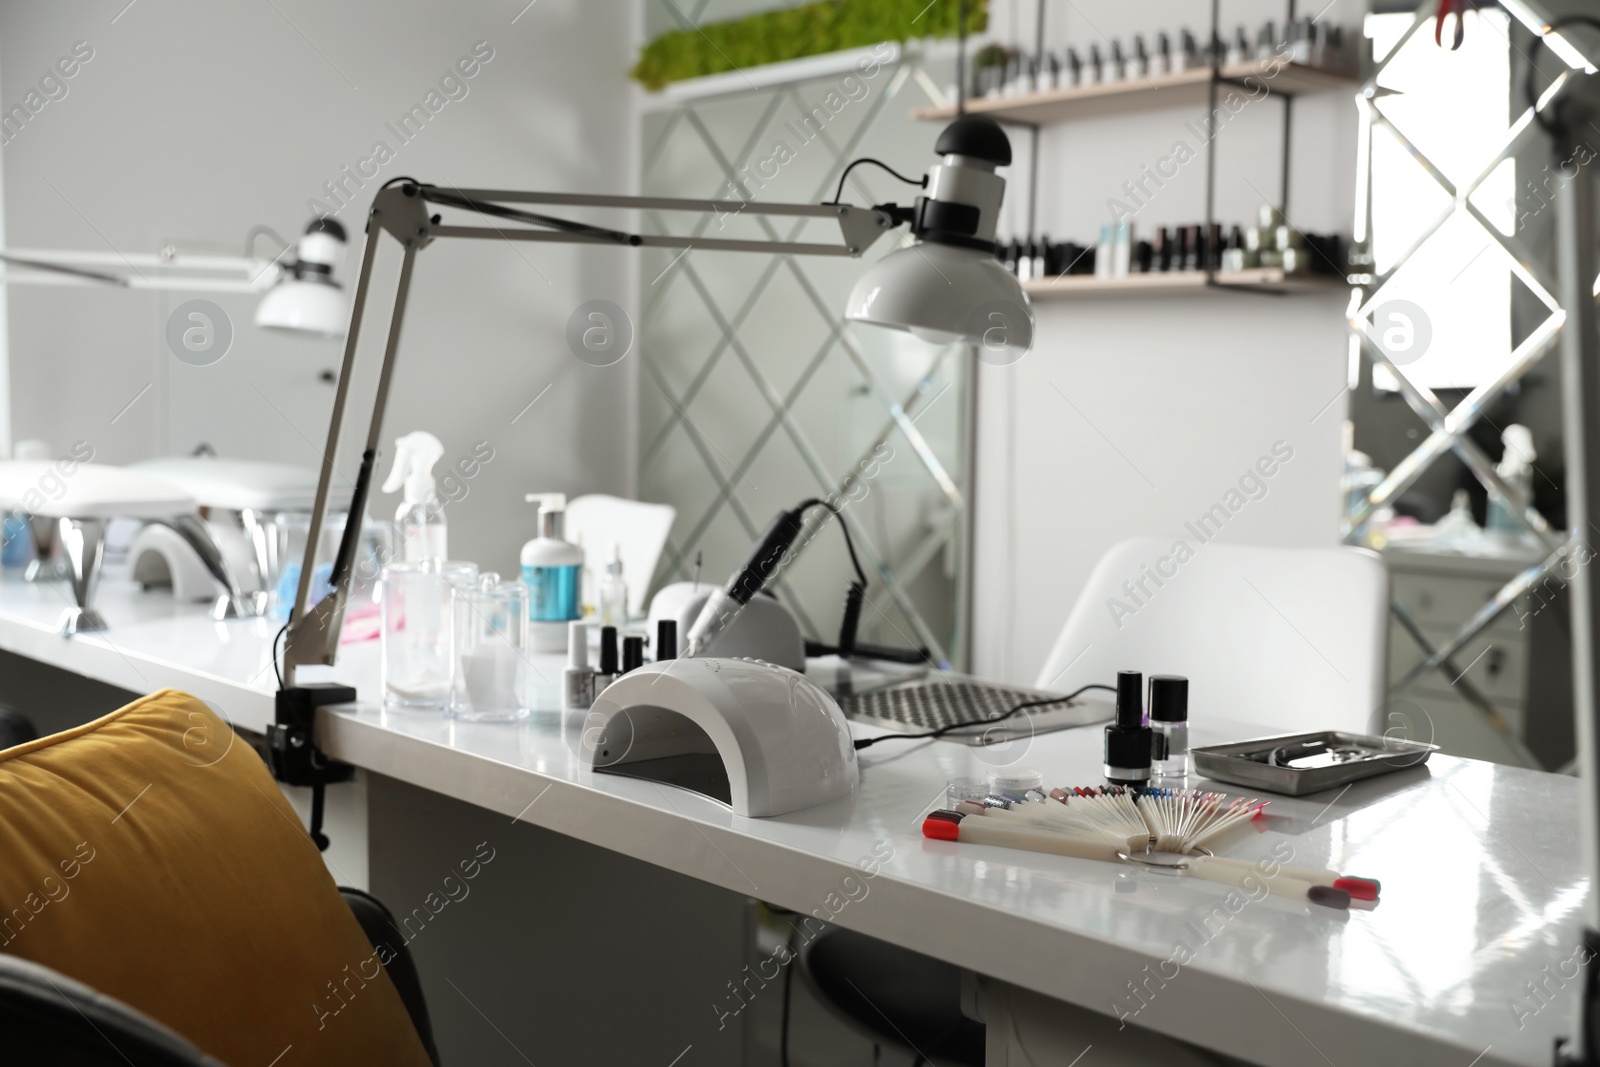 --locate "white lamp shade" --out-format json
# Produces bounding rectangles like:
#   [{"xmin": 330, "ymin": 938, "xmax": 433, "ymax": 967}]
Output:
[
  {"xmin": 845, "ymin": 241, "xmax": 1034, "ymax": 356},
  {"xmin": 255, "ymin": 279, "xmax": 346, "ymax": 339}
]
